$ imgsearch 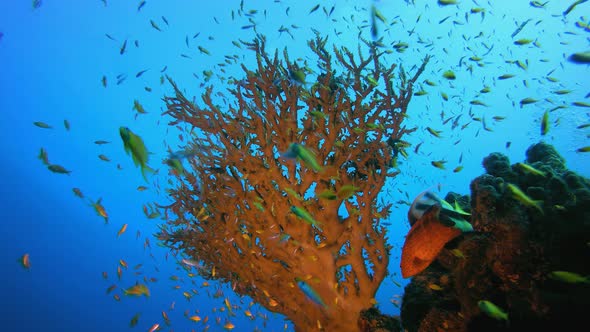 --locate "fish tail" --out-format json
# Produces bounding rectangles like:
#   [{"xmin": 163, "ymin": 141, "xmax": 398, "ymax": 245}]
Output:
[
  {"xmin": 141, "ymin": 165, "xmax": 155, "ymax": 181},
  {"xmin": 281, "ymin": 150, "xmax": 297, "ymax": 160}
]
